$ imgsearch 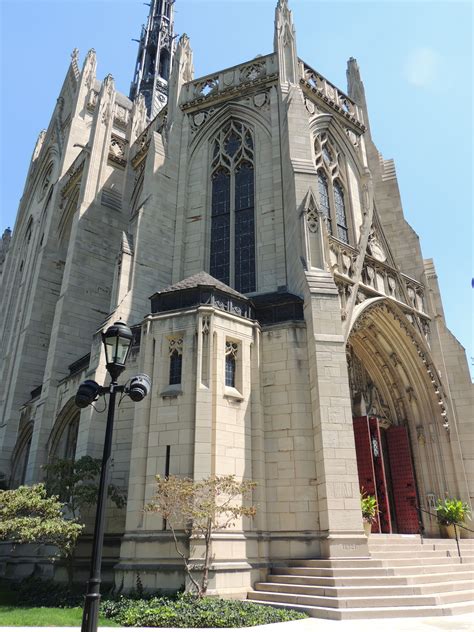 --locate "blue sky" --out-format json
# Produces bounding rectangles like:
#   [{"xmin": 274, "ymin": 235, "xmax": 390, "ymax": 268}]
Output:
[{"xmin": 0, "ymin": 0, "xmax": 472, "ymax": 373}]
